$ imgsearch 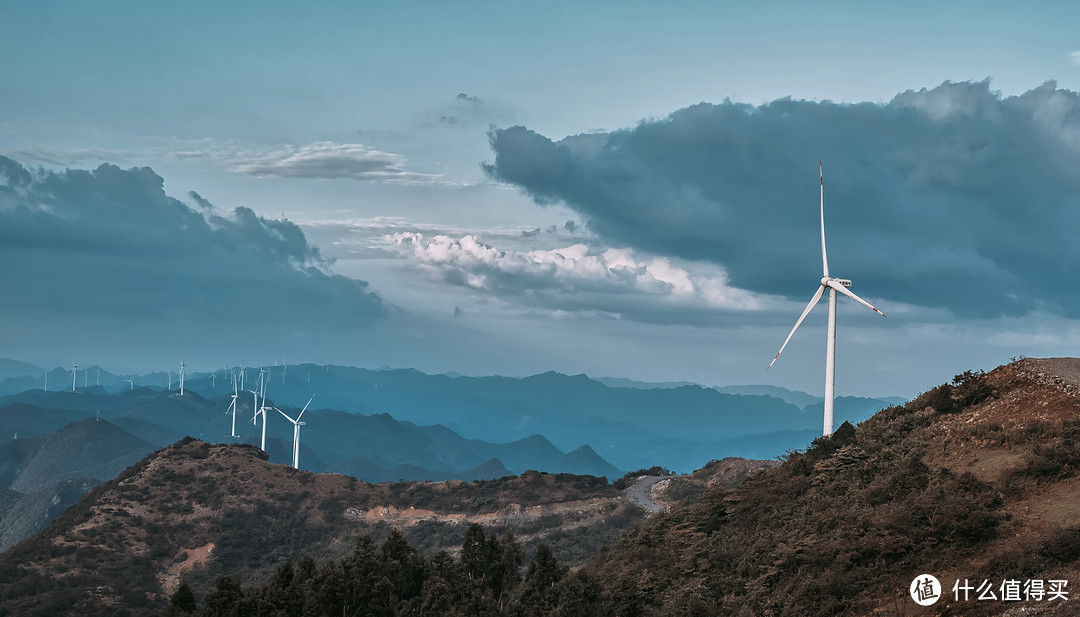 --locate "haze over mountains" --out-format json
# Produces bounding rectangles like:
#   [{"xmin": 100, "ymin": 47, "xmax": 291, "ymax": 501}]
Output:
[{"xmin": 0, "ymin": 358, "xmax": 900, "ymax": 473}]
